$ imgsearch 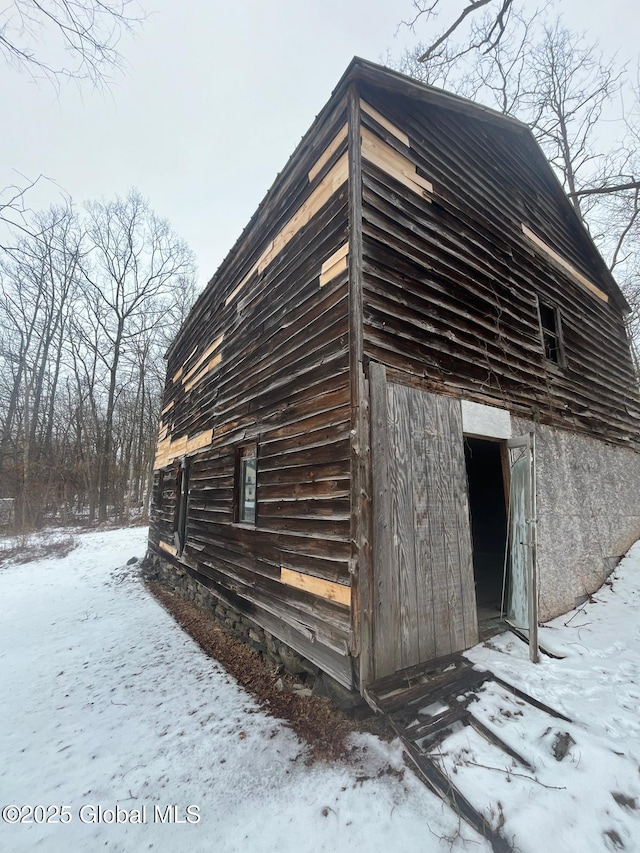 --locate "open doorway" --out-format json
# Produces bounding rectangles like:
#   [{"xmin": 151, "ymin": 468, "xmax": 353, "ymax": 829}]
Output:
[{"xmin": 463, "ymin": 437, "xmax": 508, "ymax": 631}]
